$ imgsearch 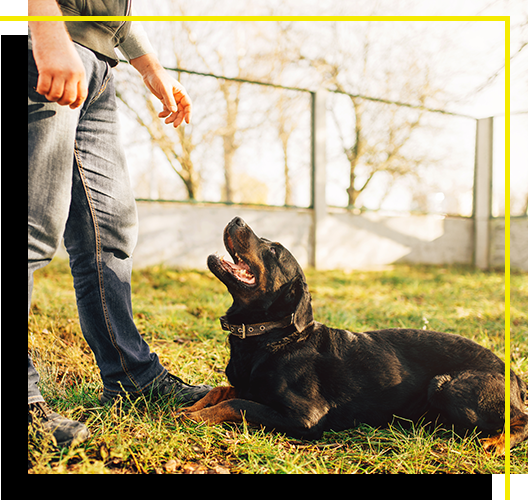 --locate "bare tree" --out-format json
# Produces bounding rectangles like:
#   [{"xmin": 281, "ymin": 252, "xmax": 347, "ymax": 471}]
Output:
[
  {"xmin": 217, "ymin": 78, "xmax": 242, "ymax": 203},
  {"xmin": 177, "ymin": 18, "xmax": 309, "ymax": 206},
  {"xmin": 251, "ymin": 21, "xmax": 310, "ymax": 206},
  {"xmin": 115, "ymin": 72, "xmax": 200, "ymax": 200},
  {"xmin": 118, "ymin": 12, "xmax": 475, "ymax": 212},
  {"xmin": 305, "ymin": 21, "xmax": 445, "ymax": 209},
  {"xmin": 179, "ymin": 21, "xmax": 254, "ymax": 203}
]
